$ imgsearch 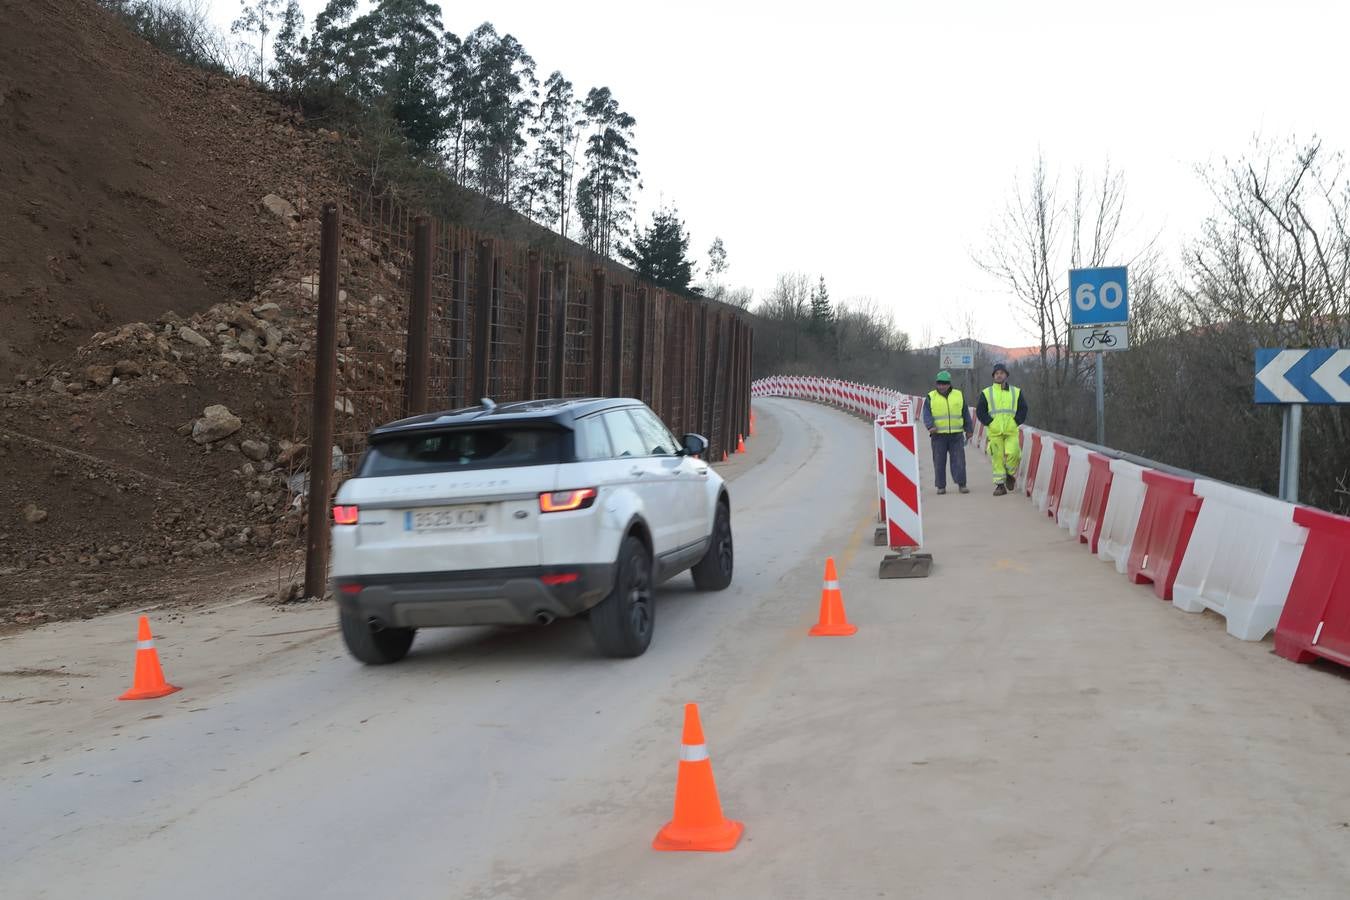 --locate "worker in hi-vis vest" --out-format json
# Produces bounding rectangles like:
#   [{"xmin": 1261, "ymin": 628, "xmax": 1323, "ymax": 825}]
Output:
[
  {"xmin": 921, "ymin": 370, "xmax": 973, "ymax": 495},
  {"xmin": 975, "ymin": 362, "xmax": 1028, "ymax": 496}
]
